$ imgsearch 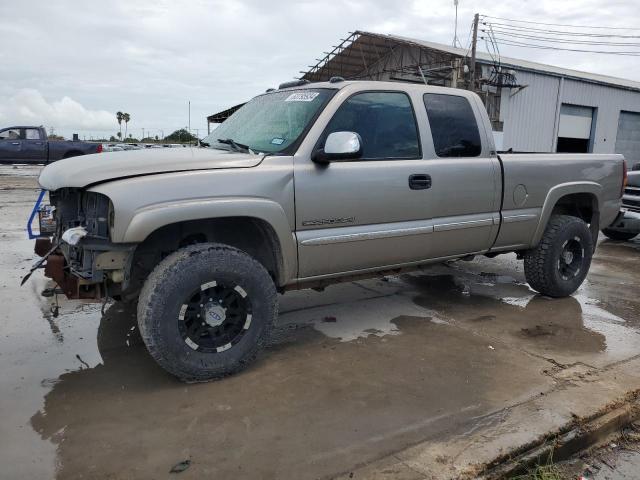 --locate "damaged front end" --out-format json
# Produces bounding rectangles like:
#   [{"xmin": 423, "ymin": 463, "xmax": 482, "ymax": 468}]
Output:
[{"xmin": 24, "ymin": 188, "xmax": 135, "ymax": 301}]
